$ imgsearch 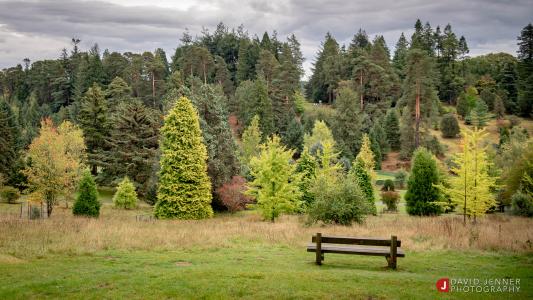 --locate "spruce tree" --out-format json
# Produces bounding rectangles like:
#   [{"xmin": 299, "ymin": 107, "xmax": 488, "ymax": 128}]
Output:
[
  {"xmin": 102, "ymin": 100, "xmax": 159, "ymax": 195},
  {"xmin": 517, "ymin": 23, "xmax": 533, "ymax": 117},
  {"xmin": 154, "ymin": 97, "xmax": 213, "ymax": 219},
  {"xmin": 0, "ymin": 100, "xmax": 21, "ymax": 179},
  {"xmin": 384, "ymin": 109, "xmax": 401, "ymax": 151},
  {"xmin": 393, "ymin": 33, "xmax": 409, "ymax": 79},
  {"xmin": 332, "ymin": 87, "xmax": 363, "ymax": 159},
  {"xmin": 405, "ymin": 148, "xmax": 442, "ymax": 216},
  {"xmin": 190, "ymin": 84, "xmax": 239, "ymax": 190},
  {"xmin": 73, "ymin": 171, "xmax": 101, "ymax": 217},
  {"xmin": 78, "ymin": 83, "xmax": 109, "ymax": 175}
]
